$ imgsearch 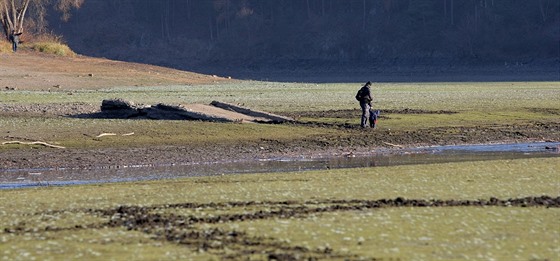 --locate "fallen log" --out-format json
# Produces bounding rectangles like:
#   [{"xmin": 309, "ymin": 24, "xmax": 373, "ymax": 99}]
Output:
[
  {"xmin": 210, "ymin": 101, "xmax": 295, "ymax": 123},
  {"xmin": 94, "ymin": 132, "xmax": 135, "ymax": 138},
  {"xmin": 382, "ymin": 142, "xmax": 403, "ymax": 148},
  {"xmin": 148, "ymin": 103, "xmax": 236, "ymax": 122},
  {"xmin": 96, "ymin": 133, "xmax": 117, "ymax": 138}
]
